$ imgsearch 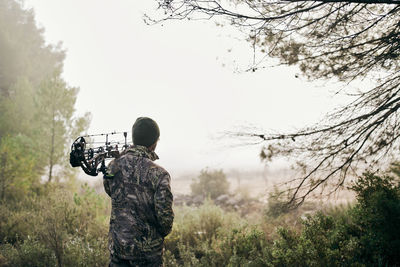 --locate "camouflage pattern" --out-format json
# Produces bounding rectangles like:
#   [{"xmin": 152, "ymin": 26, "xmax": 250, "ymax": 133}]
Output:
[
  {"xmin": 103, "ymin": 145, "xmax": 174, "ymax": 264},
  {"xmin": 109, "ymin": 253, "xmax": 163, "ymax": 267}
]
